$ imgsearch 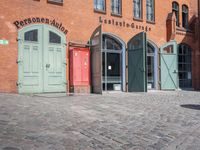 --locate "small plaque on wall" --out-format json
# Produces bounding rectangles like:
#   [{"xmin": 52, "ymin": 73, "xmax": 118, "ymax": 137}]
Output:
[{"xmin": 0, "ymin": 40, "xmax": 9, "ymax": 45}]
